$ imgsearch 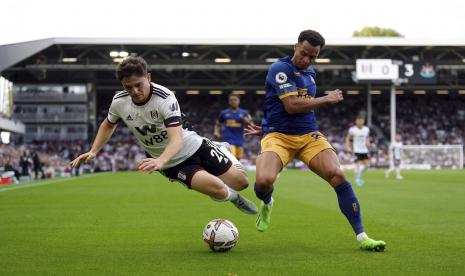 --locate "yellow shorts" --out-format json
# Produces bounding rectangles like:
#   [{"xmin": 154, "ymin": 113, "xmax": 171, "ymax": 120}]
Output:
[
  {"xmin": 260, "ymin": 131, "xmax": 334, "ymax": 167},
  {"xmin": 229, "ymin": 145, "xmax": 244, "ymax": 160}
]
